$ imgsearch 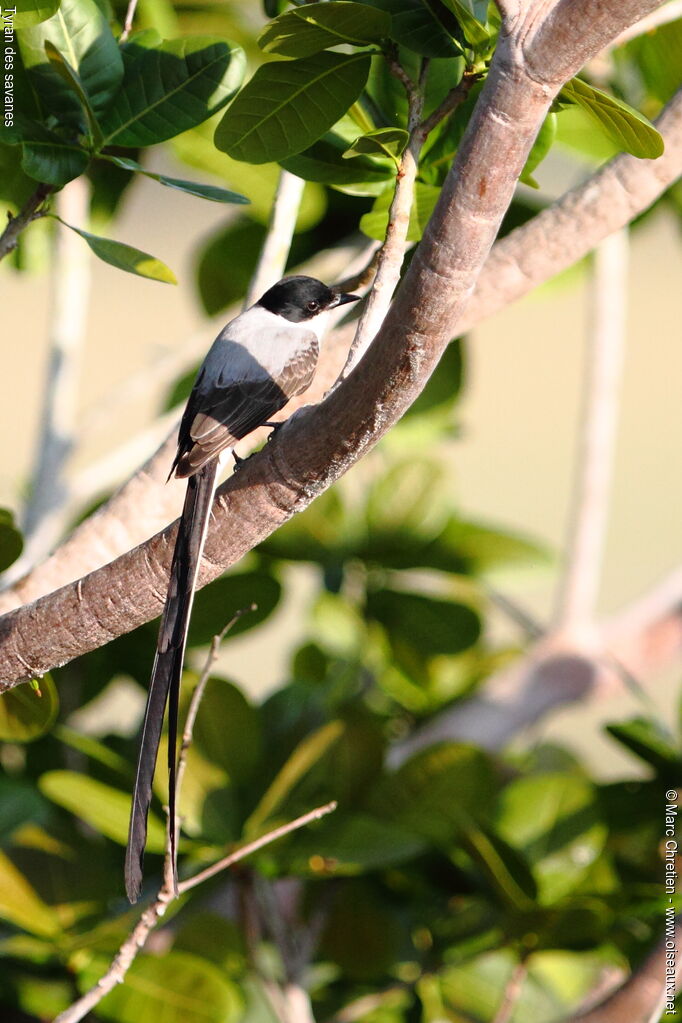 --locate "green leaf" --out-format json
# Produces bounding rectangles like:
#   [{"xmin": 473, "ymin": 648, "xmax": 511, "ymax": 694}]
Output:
[
  {"xmin": 14, "ymin": 0, "xmax": 60, "ymax": 29},
  {"xmin": 0, "ymin": 676, "xmax": 59, "ymax": 742},
  {"xmin": 246, "ymin": 720, "xmax": 344, "ymax": 833},
  {"xmin": 215, "ymin": 51, "xmax": 371, "ymax": 165},
  {"xmin": 43, "ymin": 40, "xmax": 103, "ymax": 147},
  {"xmin": 360, "ymin": 180, "xmax": 440, "ymax": 240},
  {"xmin": 186, "ymin": 572, "xmax": 281, "ymax": 647},
  {"xmin": 281, "ymin": 131, "xmax": 394, "ymax": 194},
  {"xmin": 496, "ymin": 774, "xmax": 607, "ymax": 904},
  {"xmin": 464, "ymin": 824, "xmax": 538, "ymax": 910},
  {"xmin": 104, "ymin": 155, "xmax": 249, "ymax": 205},
  {"xmin": 38, "ymin": 770, "xmax": 167, "ymax": 852},
  {"xmin": 319, "ymin": 883, "xmax": 403, "ymax": 980},
  {"xmin": 606, "ymin": 716, "xmax": 681, "ymax": 772},
  {"xmin": 343, "ymin": 127, "xmax": 408, "ymax": 164},
  {"xmin": 20, "ymin": 0, "xmax": 124, "ymax": 123},
  {"xmin": 0, "ymin": 145, "xmax": 37, "ymax": 211},
  {"xmin": 54, "ymin": 723, "xmax": 132, "ymax": 775},
  {"xmin": 259, "ymin": 2, "xmax": 391, "ymax": 57},
  {"xmin": 195, "ymin": 217, "xmax": 266, "ymax": 316},
  {"xmin": 370, "ymin": 742, "xmax": 496, "ymax": 846},
  {"xmin": 559, "ymin": 77, "xmax": 664, "ymax": 160},
  {"xmin": 79, "ymin": 951, "xmax": 244, "ymax": 1023},
  {"xmin": 622, "ymin": 19, "xmax": 682, "ymax": 107},
  {"xmin": 100, "ymin": 37, "xmax": 246, "ymax": 147},
  {"xmin": 0, "ymin": 507, "xmax": 24, "ymax": 571},
  {"xmin": 284, "ymin": 813, "xmax": 427, "ymax": 875},
  {"xmin": 0, "ymin": 851, "xmax": 61, "ymax": 937},
  {"xmin": 19, "ymin": 124, "xmax": 89, "ymax": 186},
  {"xmin": 519, "ymin": 111, "xmax": 557, "ymax": 188},
  {"xmin": 0, "ymin": 778, "xmax": 49, "ymax": 846},
  {"xmin": 366, "ymin": 589, "xmax": 481, "ymax": 656},
  {"xmin": 193, "ymin": 679, "xmax": 263, "ymax": 786},
  {"xmin": 54, "ymin": 216, "xmax": 177, "ymax": 283},
  {"xmin": 440, "ymin": 0, "xmax": 490, "ymax": 49},
  {"xmin": 365, "ymin": 0, "xmax": 460, "ymax": 57}
]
